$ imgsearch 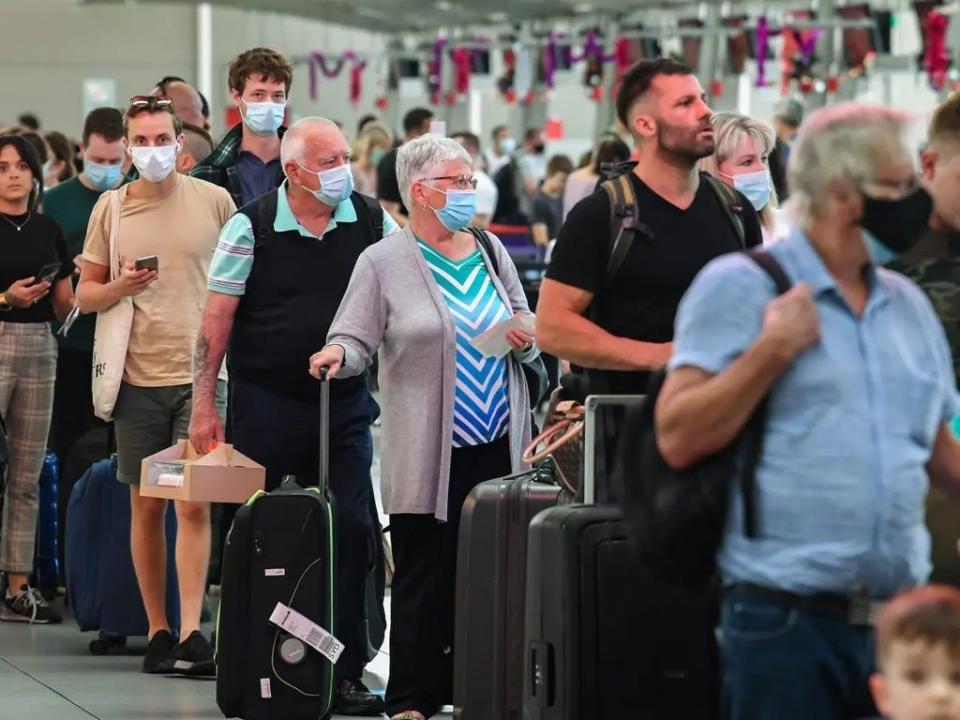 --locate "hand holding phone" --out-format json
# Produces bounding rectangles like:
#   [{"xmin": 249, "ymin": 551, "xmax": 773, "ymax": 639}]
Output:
[
  {"xmin": 32, "ymin": 262, "xmax": 62, "ymax": 285},
  {"xmin": 135, "ymin": 255, "xmax": 159, "ymax": 272}
]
